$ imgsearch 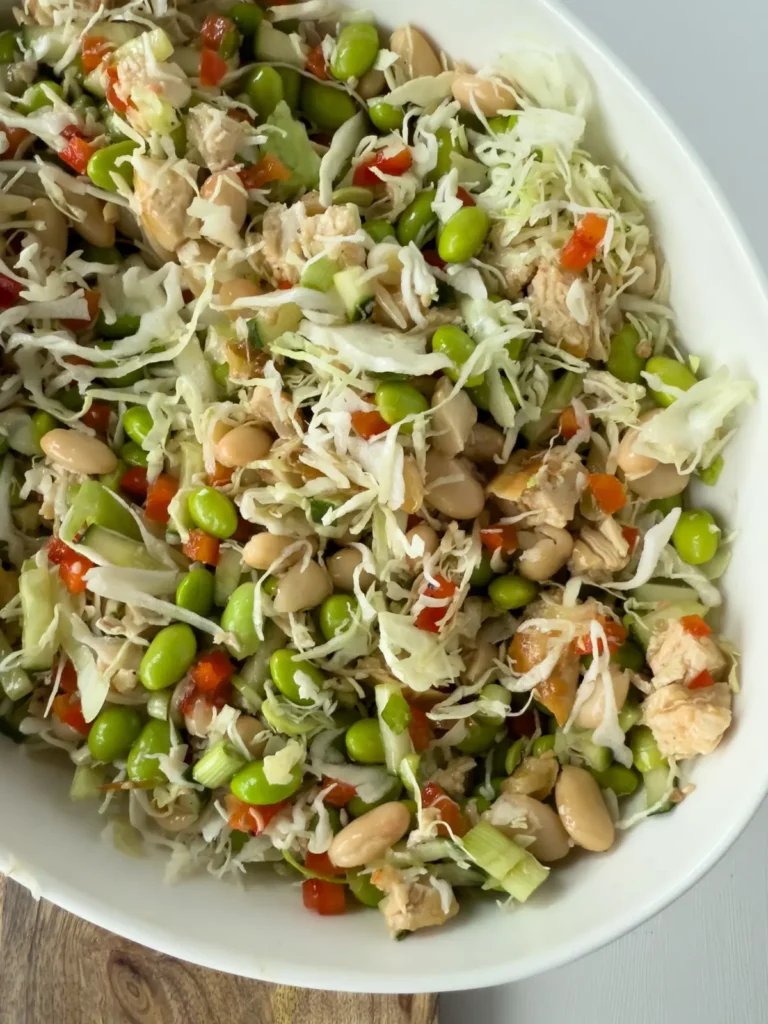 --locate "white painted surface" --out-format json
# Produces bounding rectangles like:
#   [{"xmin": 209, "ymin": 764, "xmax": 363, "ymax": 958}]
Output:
[{"xmin": 443, "ymin": 0, "xmax": 768, "ymax": 1017}]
